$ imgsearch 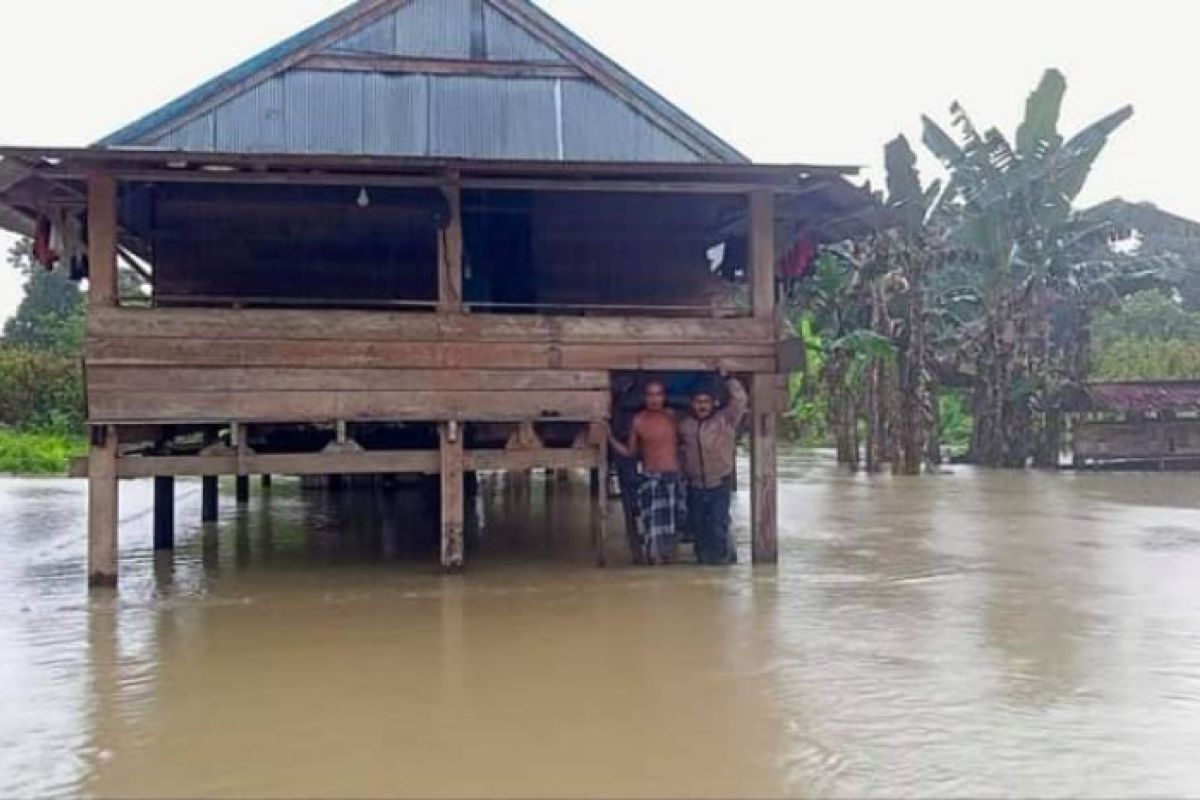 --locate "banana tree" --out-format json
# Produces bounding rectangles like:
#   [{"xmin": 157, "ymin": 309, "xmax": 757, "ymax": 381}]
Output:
[{"xmin": 921, "ymin": 69, "xmax": 1134, "ymax": 467}]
